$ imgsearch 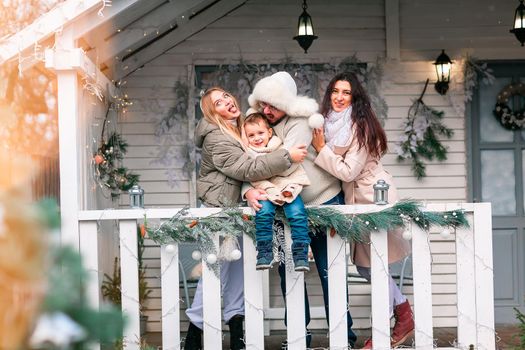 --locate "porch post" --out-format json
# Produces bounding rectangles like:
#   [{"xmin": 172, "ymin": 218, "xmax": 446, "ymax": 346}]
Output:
[{"xmin": 54, "ymin": 27, "xmax": 81, "ymax": 251}]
